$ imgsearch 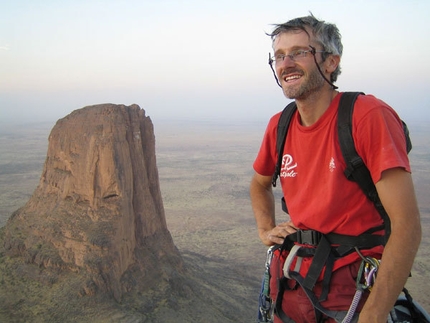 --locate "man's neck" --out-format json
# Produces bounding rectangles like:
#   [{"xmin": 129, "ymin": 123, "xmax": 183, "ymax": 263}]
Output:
[{"xmin": 295, "ymin": 88, "xmax": 338, "ymax": 126}]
